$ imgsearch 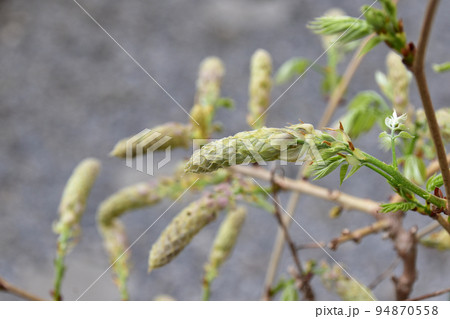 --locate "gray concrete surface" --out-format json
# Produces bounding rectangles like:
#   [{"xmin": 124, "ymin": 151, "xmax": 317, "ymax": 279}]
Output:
[{"xmin": 0, "ymin": 0, "xmax": 449, "ymax": 300}]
